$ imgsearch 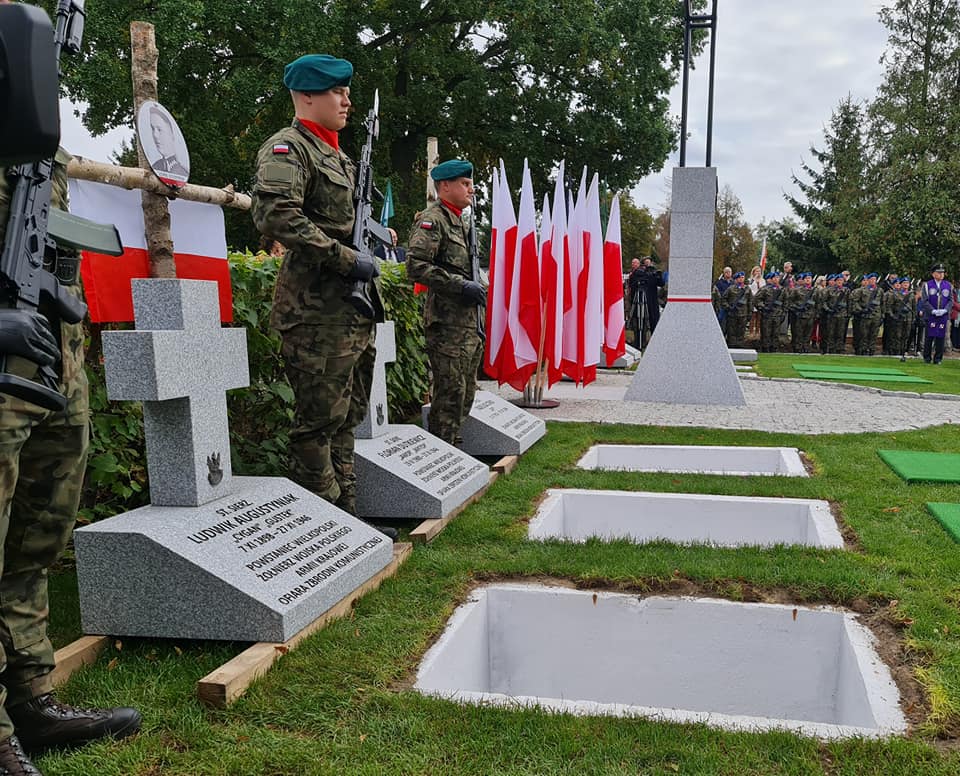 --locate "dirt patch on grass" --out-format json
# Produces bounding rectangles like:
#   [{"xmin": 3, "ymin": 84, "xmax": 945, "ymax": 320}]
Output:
[{"xmin": 829, "ymin": 500, "xmax": 864, "ymax": 552}]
